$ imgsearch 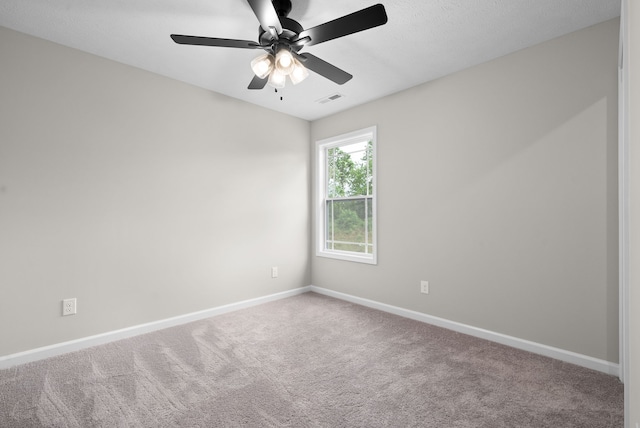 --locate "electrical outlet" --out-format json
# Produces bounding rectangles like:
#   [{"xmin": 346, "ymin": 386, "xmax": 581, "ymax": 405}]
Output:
[
  {"xmin": 62, "ymin": 298, "xmax": 76, "ymax": 316},
  {"xmin": 420, "ymin": 280, "xmax": 429, "ymax": 294},
  {"xmin": 271, "ymin": 266, "xmax": 278, "ymax": 278}
]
